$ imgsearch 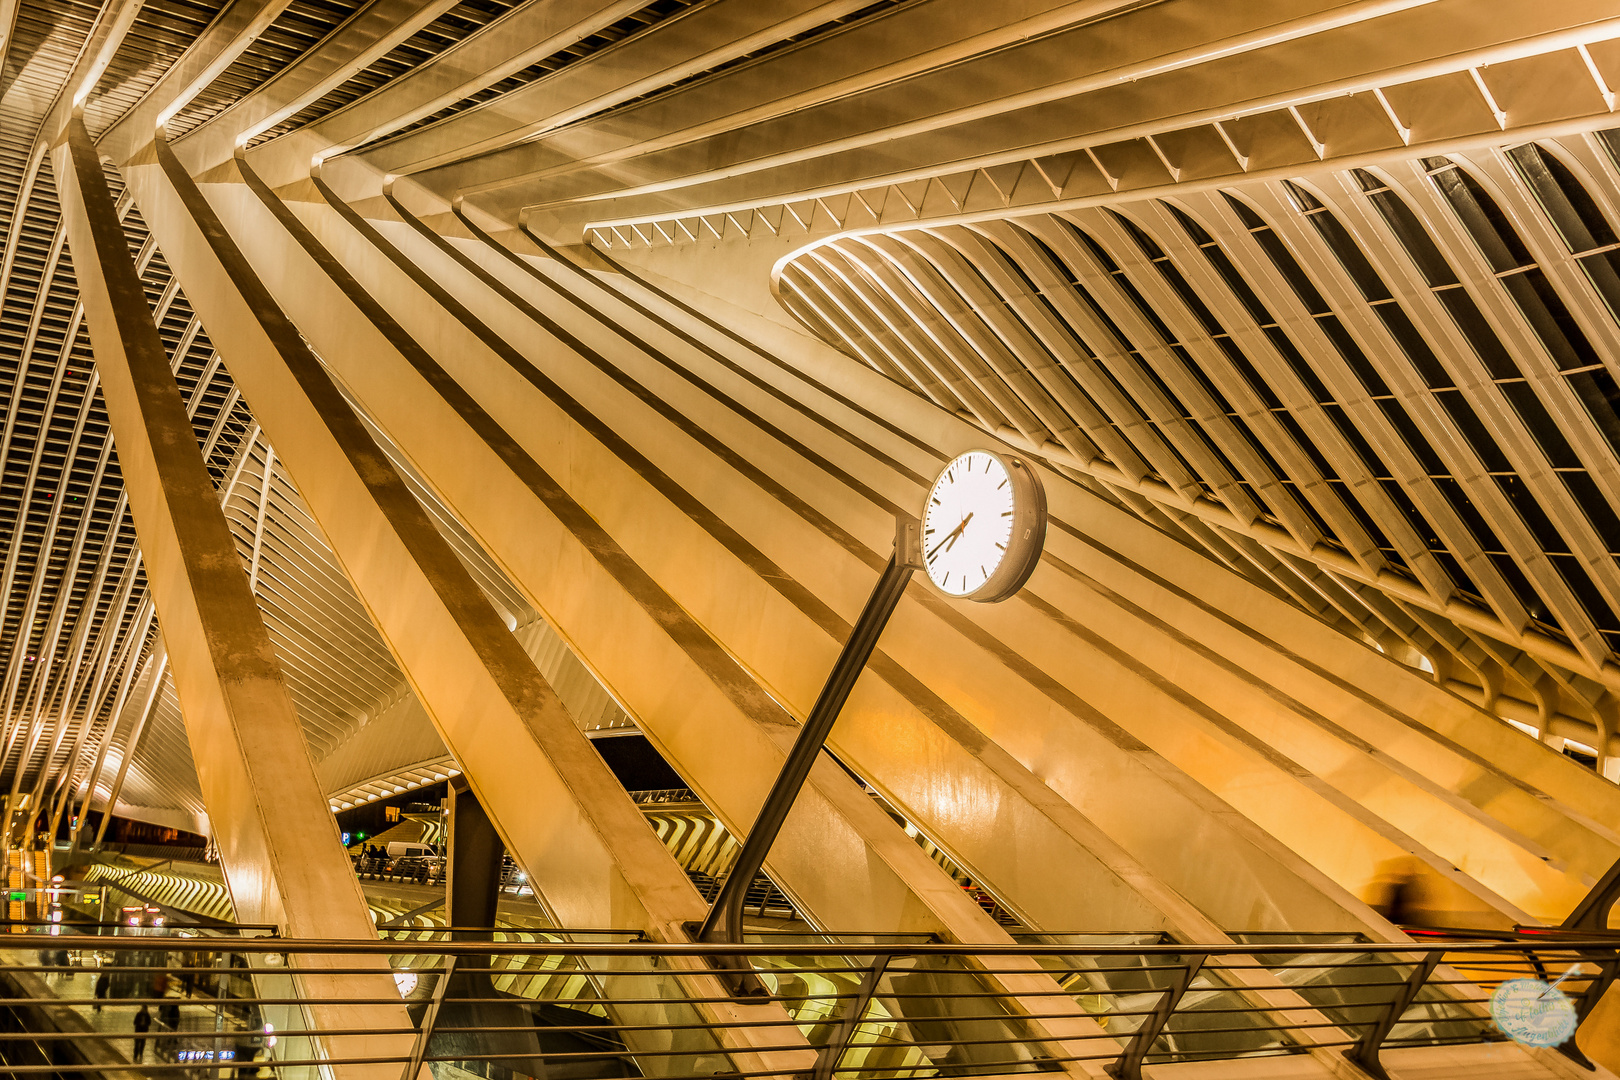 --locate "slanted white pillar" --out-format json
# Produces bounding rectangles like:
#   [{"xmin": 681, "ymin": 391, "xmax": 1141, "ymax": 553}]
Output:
[
  {"xmin": 115, "ymin": 131, "xmax": 814, "ymax": 1078},
  {"xmin": 53, "ymin": 115, "xmax": 411, "ymax": 1078}
]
